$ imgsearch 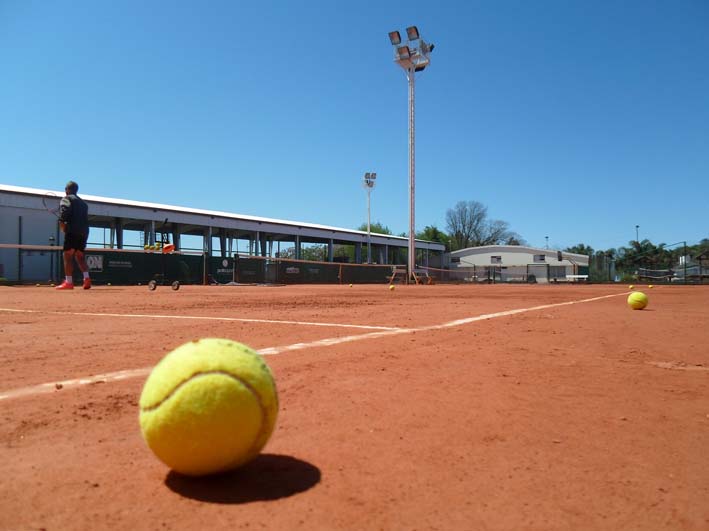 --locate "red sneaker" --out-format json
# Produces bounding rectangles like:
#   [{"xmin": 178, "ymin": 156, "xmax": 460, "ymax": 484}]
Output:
[
  {"xmin": 83, "ymin": 278, "xmax": 92, "ymax": 290},
  {"xmin": 55, "ymin": 281, "xmax": 74, "ymax": 290}
]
